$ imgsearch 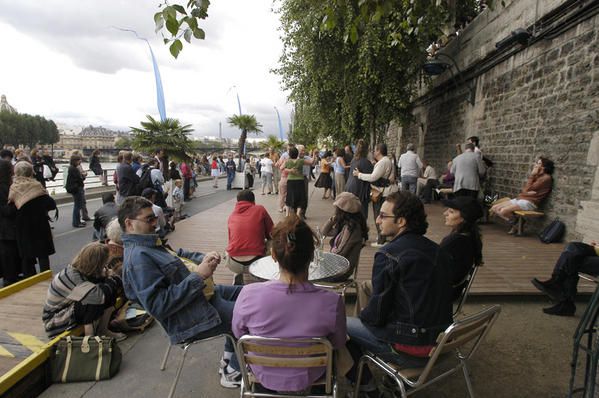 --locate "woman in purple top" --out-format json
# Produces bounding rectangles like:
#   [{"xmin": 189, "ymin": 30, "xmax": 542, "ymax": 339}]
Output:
[{"xmin": 232, "ymin": 215, "xmax": 347, "ymax": 393}]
